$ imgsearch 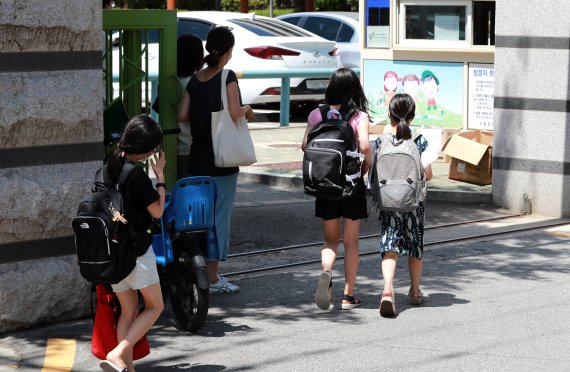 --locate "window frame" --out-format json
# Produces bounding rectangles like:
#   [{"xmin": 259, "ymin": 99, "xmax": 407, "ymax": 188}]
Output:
[{"xmin": 396, "ymin": 0, "xmax": 473, "ymax": 49}]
